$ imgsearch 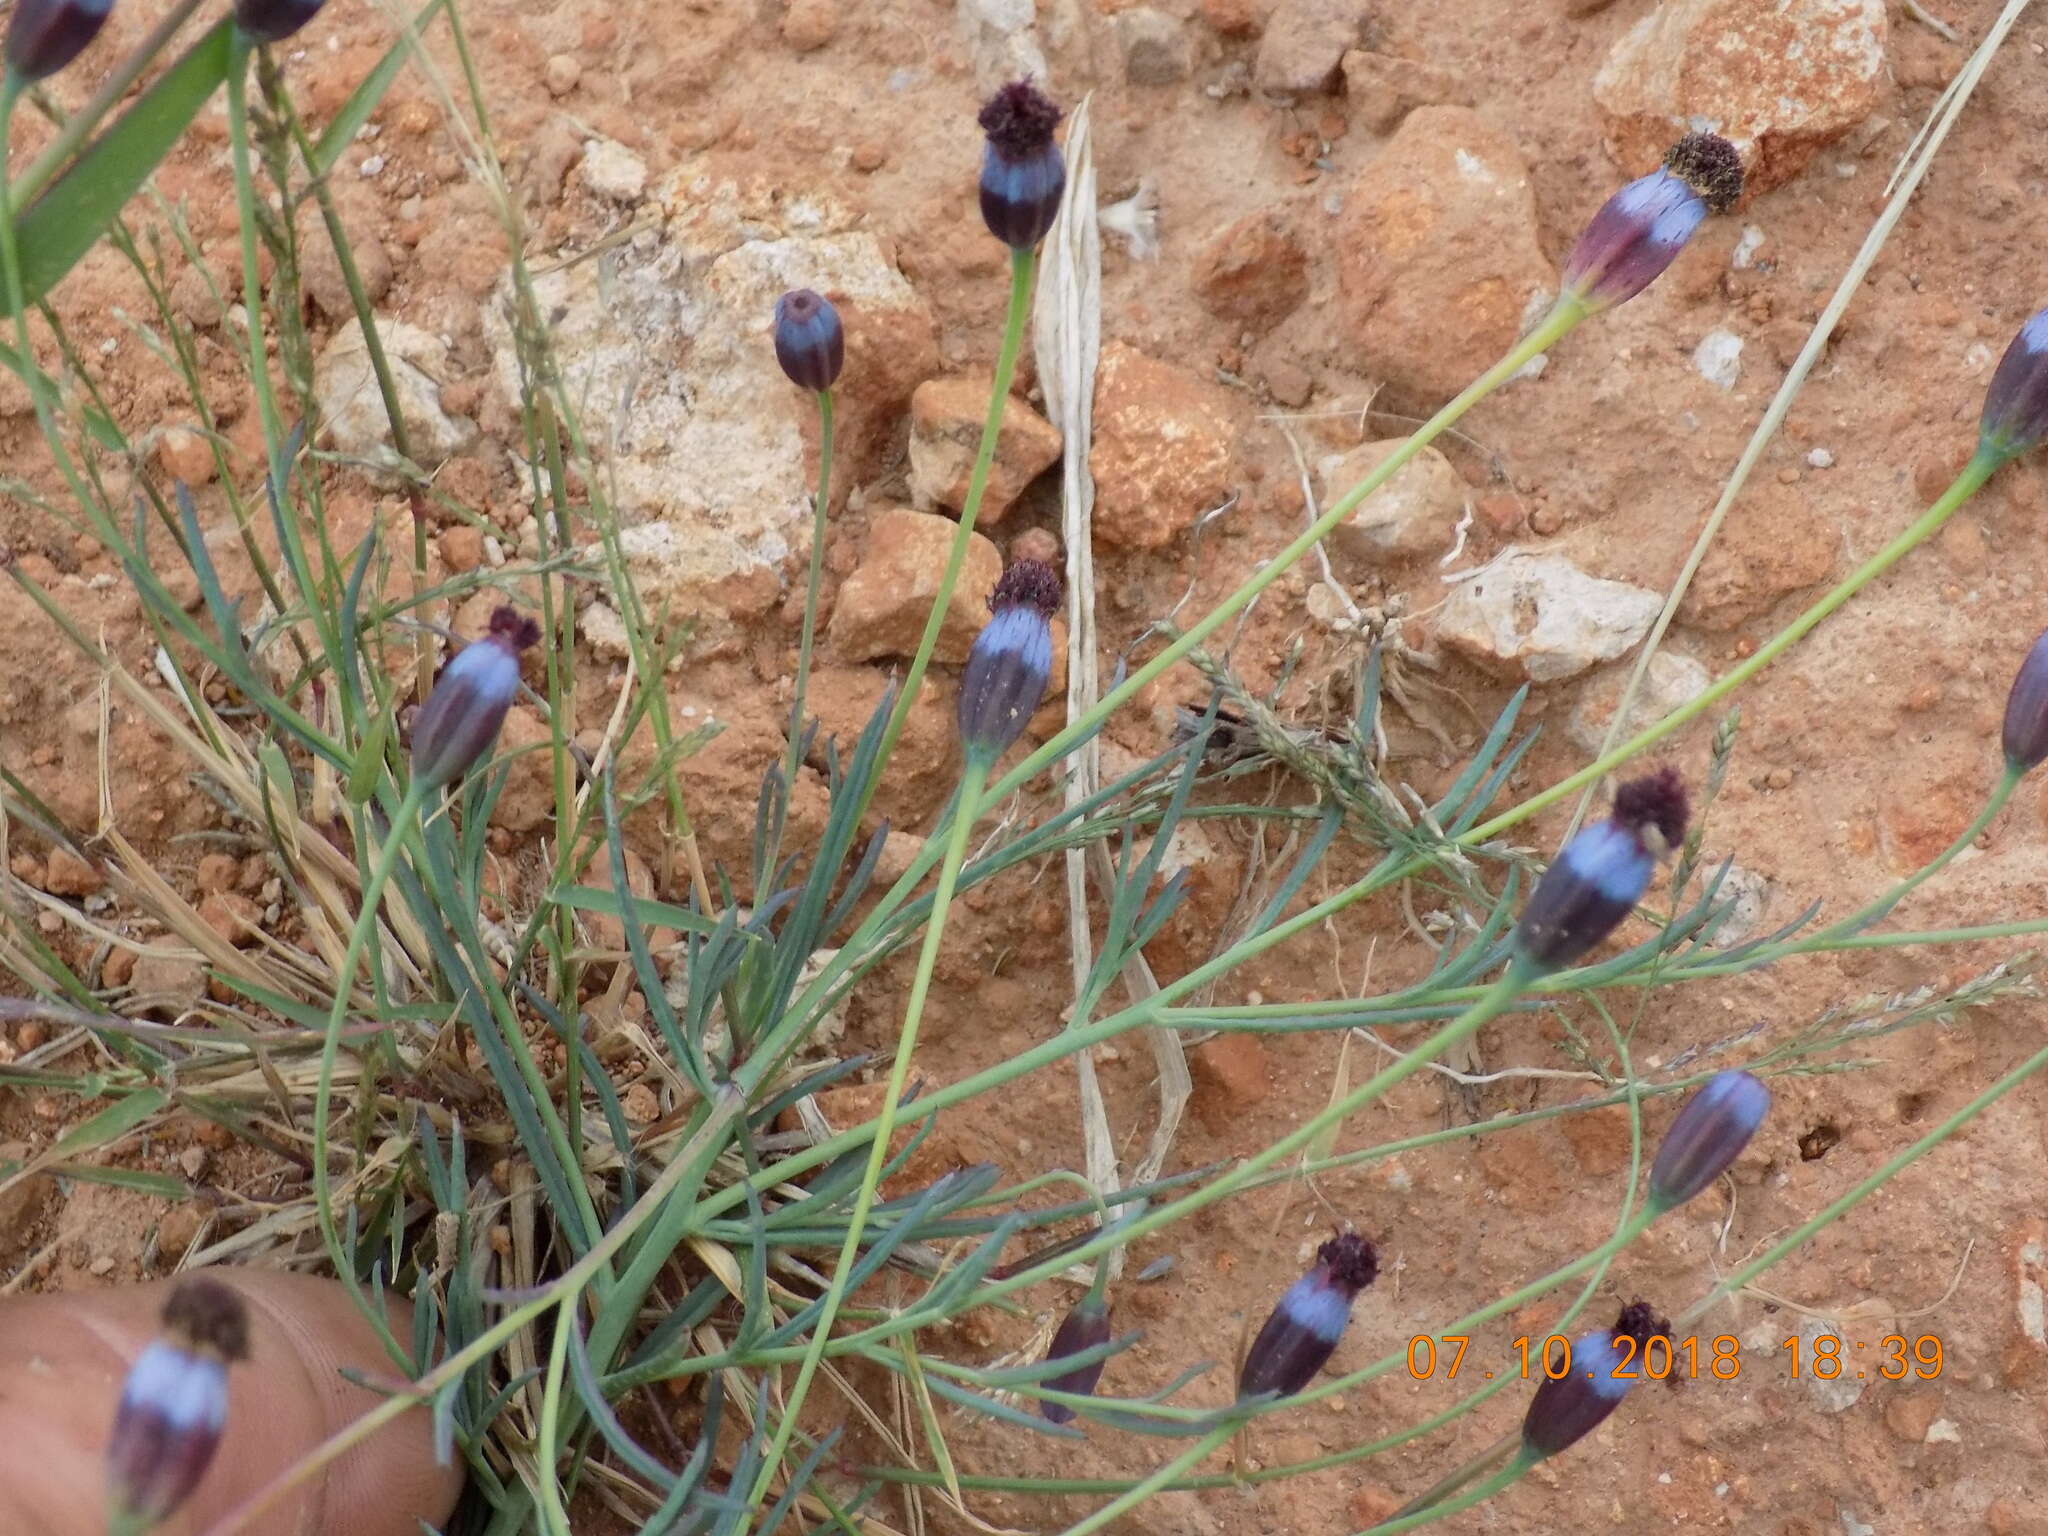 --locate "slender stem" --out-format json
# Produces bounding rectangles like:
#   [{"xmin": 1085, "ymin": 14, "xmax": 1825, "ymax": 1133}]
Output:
[
  {"xmin": 1813, "ymin": 764, "xmax": 2020, "ymax": 939},
  {"xmin": 984, "ymin": 301, "xmax": 1583, "ymax": 808},
  {"xmin": 1462, "ymin": 447, "xmax": 2005, "ymax": 843},
  {"xmin": 746, "ymin": 760, "xmax": 990, "ymax": 1507},
  {"xmin": 861, "ymin": 246, "xmax": 1035, "ymax": 819},
  {"xmin": 1060, "ymin": 1422, "xmax": 1237, "ymax": 1536},
  {"xmin": 310, "ymin": 777, "xmax": 430, "ymax": 1280},
  {"xmin": 1387, "ymin": 1433, "xmax": 1516, "ymax": 1520},
  {"xmin": 1363, "ymin": 1449, "xmax": 1536, "ymax": 1534},
  {"xmin": 534, "ymin": 1296, "xmax": 576, "ymax": 1536},
  {"xmin": 777, "ymin": 387, "xmax": 834, "ymax": 857}
]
